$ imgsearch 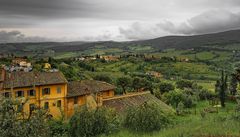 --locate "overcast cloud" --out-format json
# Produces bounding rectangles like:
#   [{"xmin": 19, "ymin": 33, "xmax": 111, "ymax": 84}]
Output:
[{"xmin": 0, "ymin": 0, "xmax": 240, "ymax": 42}]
